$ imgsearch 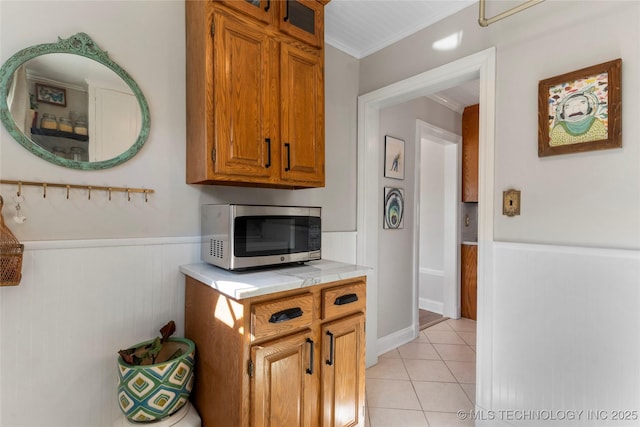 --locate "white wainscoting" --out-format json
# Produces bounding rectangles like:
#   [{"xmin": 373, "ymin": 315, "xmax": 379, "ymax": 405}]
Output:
[
  {"xmin": 478, "ymin": 242, "xmax": 640, "ymax": 427},
  {"xmin": 419, "ymin": 267, "xmax": 444, "ymax": 314},
  {"xmin": 0, "ymin": 232, "xmax": 354, "ymax": 427}
]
